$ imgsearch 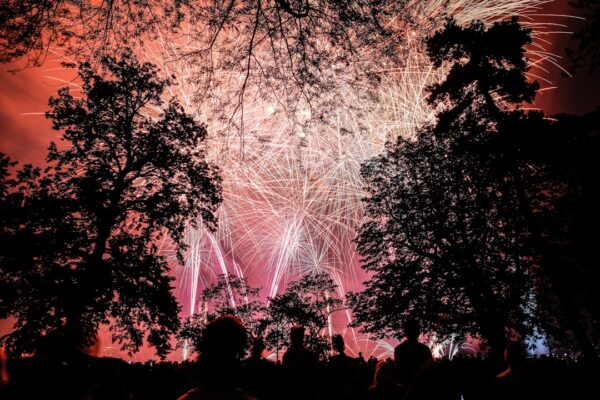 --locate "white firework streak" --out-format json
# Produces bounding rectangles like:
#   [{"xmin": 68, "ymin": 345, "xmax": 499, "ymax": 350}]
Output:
[
  {"xmin": 429, "ymin": 334, "xmax": 460, "ymax": 360},
  {"xmin": 136, "ymin": 0, "xmax": 569, "ymax": 357},
  {"xmin": 356, "ymin": 337, "xmax": 398, "ymax": 359}
]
